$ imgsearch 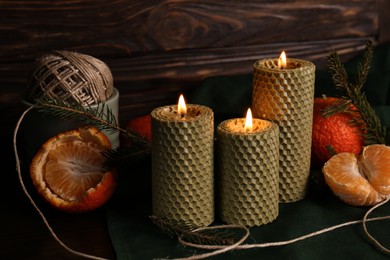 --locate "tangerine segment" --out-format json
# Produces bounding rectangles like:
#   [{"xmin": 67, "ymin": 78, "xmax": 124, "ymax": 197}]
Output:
[
  {"xmin": 322, "ymin": 152, "xmax": 384, "ymax": 206},
  {"xmin": 44, "ymin": 140, "xmax": 106, "ymax": 201},
  {"xmin": 56, "ymin": 172, "xmax": 116, "ymax": 213},
  {"xmin": 30, "ymin": 127, "xmax": 117, "ymax": 213},
  {"xmin": 359, "ymin": 144, "xmax": 390, "ymax": 195}
]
